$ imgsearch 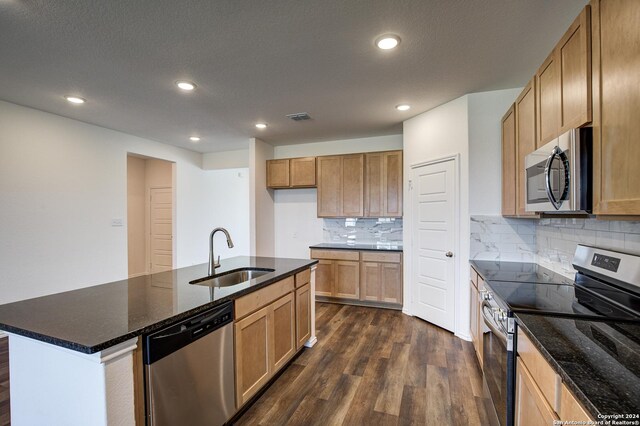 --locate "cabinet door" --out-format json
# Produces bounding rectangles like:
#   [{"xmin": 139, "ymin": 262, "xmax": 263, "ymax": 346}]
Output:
[
  {"xmin": 290, "ymin": 157, "xmax": 316, "ymax": 187},
  {"xmin": 314, "ymin": 259, "xmax": 334, "ymax": 297},
  {"xmin": 559, "ymin": 382, "xmax": 592, "ymax": 421},
  {"xmin": 317, "ymin": 156, "xmax": 343, "ymax": 217},
  {"xmin": 235, "ymin": 305, "xmax": 271, "ymax": 406},
  {"xmin": 536, "ymin": 51, "xmax": 561, "ymax": 147},
  {"xmin": 342, "ymin": 154, "xmax": 364, "ymax": 217},
  {"xmin": 475, "ymin": 278, "xmax": 485, "ymax": 366},
  {"xmin": 559, "ymin": 6, "xmax": 592, "ymax": 131},
  {"xmin": 360, "ymin": 261, "xmax": 381, "ymax": 301},
  {"xmin": 501, "ymin": 104, "xmax": 517, "ymax": 216},
  {"xmin": 364, "ymin": 153, "xmax": 384, "ymax": 217},
  {"xmin": 515, "ymin": 80, "xmax": 538, "ymax": 217},
  {"xmin": 592, "ymin": 0, "xmax": 640, "ymax": 215},
  {"xmin": 335, "ymin": 260, "xmax": 360, "ymax": 299},
  {"xmin": 381, "ymin": 262, "xmax": 402, "ymax": 304},
  {"xmin": 295, "ymin": 283, "xmax": 311, "ymax": 349},
  {"xmin": 470, "ymin": 282, "xmax": 479, "ymax": 361},
  {"xmin": 383, "ymin": 151, "xmax": 403, "ymax": 217},
  {"xmin": 515, "ymin": 358, "xmax": 559, "ymax": 426},
  {"xmin": 267, "ymin": 159, "xmax": 290, "ymax": 188},
  {"xmin": 271, "ymin": 293, "xmax": 295, "ymax": 372}
]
